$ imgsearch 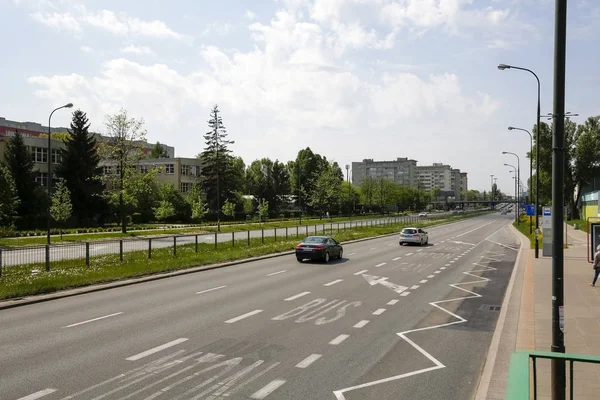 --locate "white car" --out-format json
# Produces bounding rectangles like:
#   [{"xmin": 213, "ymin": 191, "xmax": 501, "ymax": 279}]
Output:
[
  {"xmin": 399, "ymin": 227, "xmax": 429, "ymax": 246},
  {"xmin": 418, "ymin": 212, "xmax": 428, "ymax": 217}
]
